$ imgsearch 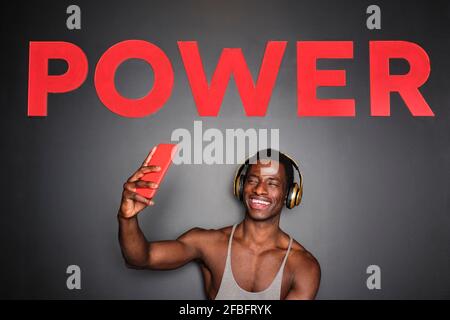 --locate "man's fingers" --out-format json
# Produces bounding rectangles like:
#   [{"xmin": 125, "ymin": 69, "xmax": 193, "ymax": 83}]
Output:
[
  {"xmin": 133, "ymin": 193, "xmax": 154, "ymax": 206},
  {"xmin": 135, "ymin": 180, "xmax": 159, "ymax": 189},
  {"xmin": 127, "ymin": 165, "xmax": 161, "ymax": 183},
  {"xmin": 141, "ymin": 165, "xmax": 162, "ymax": 172},
  {"xmin": 123, "ymin": 181, "xmax": 159, "ymax": 192},
  {"xmin": 142, "ymin": 146, "xmax": 157, "ymax": 166},
  {"xmin": 122, "ymin": 190, "xmax": 155, "ymax": 206}
]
